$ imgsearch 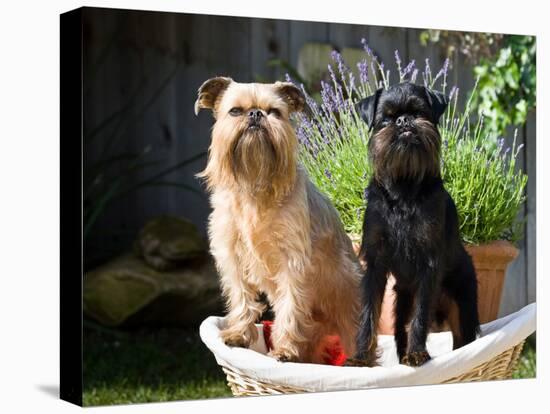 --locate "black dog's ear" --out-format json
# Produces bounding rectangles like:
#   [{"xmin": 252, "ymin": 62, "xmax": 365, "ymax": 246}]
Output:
[
  {"xmin": 424, "ymin": 87, "xmax": 449, "ymax": 124},
  {"xmin": 356, "ymin": 88, "xmax": 382, "ymax": 129}
]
